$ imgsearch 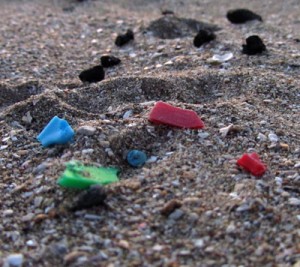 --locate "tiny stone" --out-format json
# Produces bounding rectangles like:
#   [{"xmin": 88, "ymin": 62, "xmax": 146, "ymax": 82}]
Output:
[
  {"xmin": 146, "ymin": 156, "xmax": 158, "ymax": 163},
  {"xmin": 34, "ymin": 196, "xmax": 43, "ymax": 207},
  {"xmin": 289, "ymin": 198, "xmax": 300, "ymax": 206},
  {"xmin": 77, "ymin": 126, "xmax": 96, "ymax": 136},
  {"xmin": 64, "ymin": 251, "xmax": 86, "ymax": 266},
  {"xmin": 164, "ymin": 60, "xmax": 173, "ymax": 65},
  {"xmin": 26, "ymin": 240, "xmax": 38, "ymax": 247},
  {"xmin": 226, "ymin": 222, "xmax": 236, "ymax": 233},
  {"xmin": 84, "ymin": 214, "xmax": 102, "ymax": 220},
  {"xmin": 5, "ymin": 254, "xmax": 24, "ymax": 267},
  {"xmin": 3, "ymin": 209, "xmax": 14, "ymax": 216},
  {"xmin": 21, "ymin": 213, "xmax": 35, "ymax": 222},
  {"xmin": 161, "ymin": 199, "xmax": 182, "ymax": 216},
  {"xmin": 294, "ymin": 162, "xmax": 300, "ymax": 168},
  {"xmin": 168, "ymin": 208, "xmax": 184, "ymax": 220},
  {"xmin": 257, "ymin": 133, "xmax": 267, "ymax": 142},
  {"xmin": 194, "ymin": 239, "xmax": 204, "ymax": 248},
  {"xmin": 268, "ymin": 132, "xmax": 279, "ymax": 143},
  {"xmin": 279, "ymin": 143, "xmax": 289, "ymax": 150},
  {"xmin": 123, "ymin": 110, "xmax": 133, "ymax": 119},
  {"xmin": 82, "ymin": 149, "xmax": 94, "ymax": 155},
  {"xmin": 198, "ymin": 132, "xmax": 210, "ymax": 139}
]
